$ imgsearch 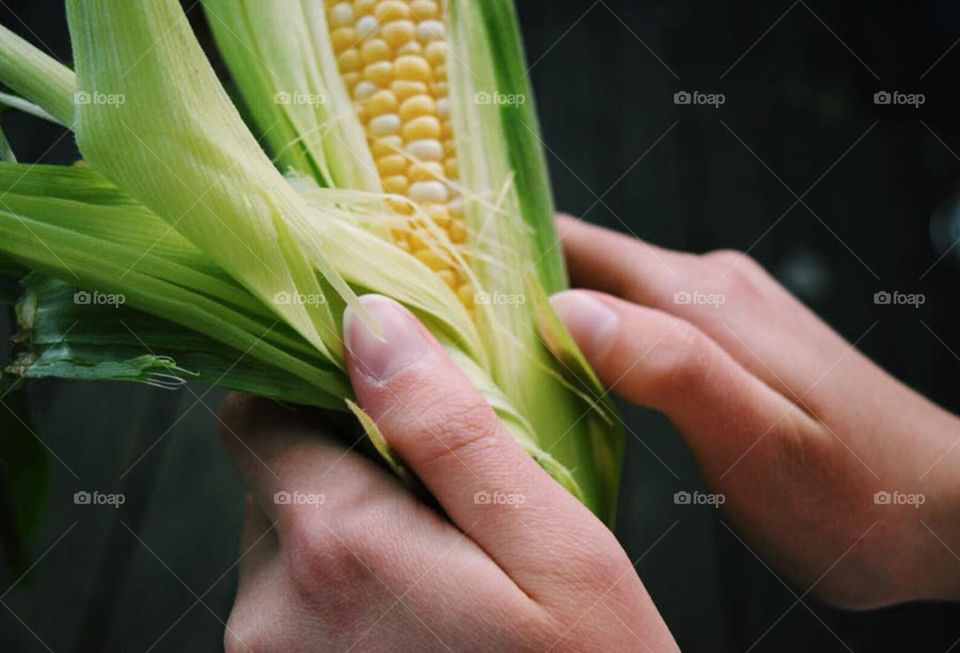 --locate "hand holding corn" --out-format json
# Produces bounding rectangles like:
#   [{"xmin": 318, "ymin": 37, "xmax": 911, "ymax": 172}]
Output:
[
  {"xmin": 553, "ymin": 215, "xmax": 960, "ymax": 609},
  {"xmin": 220, "ymin": 219, "xmax": 960, "ymax": 650},
  {"xmin": 218, "ymin": 294, "xmax": 678, "ymax": 652}
]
